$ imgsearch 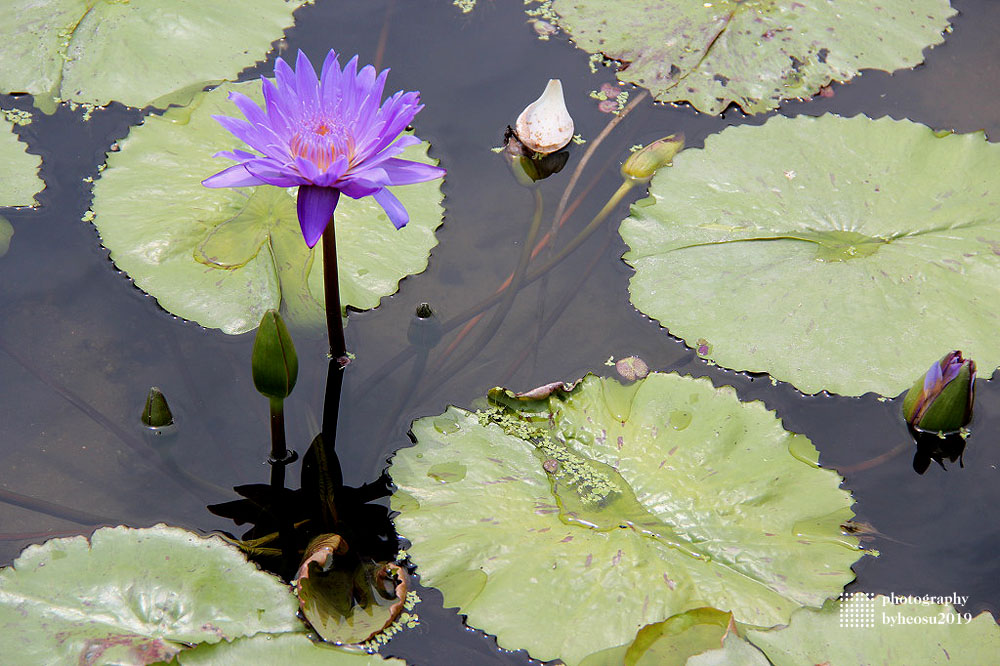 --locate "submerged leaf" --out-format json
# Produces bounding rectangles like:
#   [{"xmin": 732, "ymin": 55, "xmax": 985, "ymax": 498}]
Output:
[
  {"xmin": 294, "ymin": 535, "xmax": 409, "ymax": 645},
  {"xmin": 546, "ymin": 0, "xmax": 954, "ymax": 114},
  {"xmin": 0, "ymin": 525, "xmax": 300, "ymax": 665},
  {"xmin": 88, "ymin": 82, "xmax": 444, "ymax": 334},
  {"xmin": 621, "ymin": 114, "xmax": 1000, "ymax": 397},
  {"xmin": 0, "ymin": 0, "xmax": 310, "ymax": 111},
  {"xmin": 0, "ymin": 117, "xmax": 42, "ymax": 207},
  {"xmin": 391, "ymin": 373, "xmax": 862, "ymax": 664},
  {"xmin": 745, "ymin": 595, "xmax": 1000, "ymax": 664}
]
